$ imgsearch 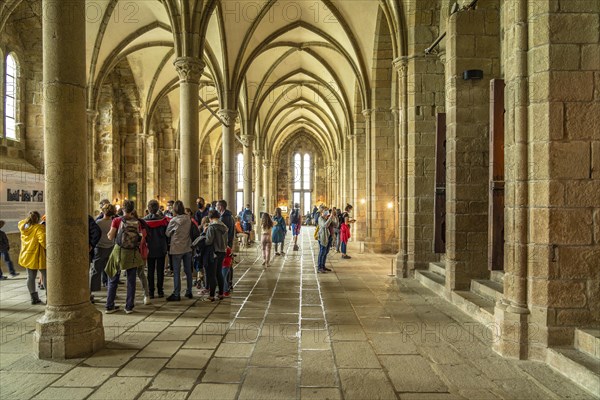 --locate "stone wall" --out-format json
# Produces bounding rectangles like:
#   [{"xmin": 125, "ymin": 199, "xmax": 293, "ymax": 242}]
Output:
[
  {"xmin": 444, "ymin": 0, "xmax": 501, "ymax": 290},
  {"xmin": 0, "ymin": 1, "xmax": 43, "ymax": 173},
  {"xmin": 526, "ymin": 0, "xmax": 600, "ymax": 354},
  {"xmin": 275, "ymin": 132, "xmax": 325, "ymax": 213}
]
